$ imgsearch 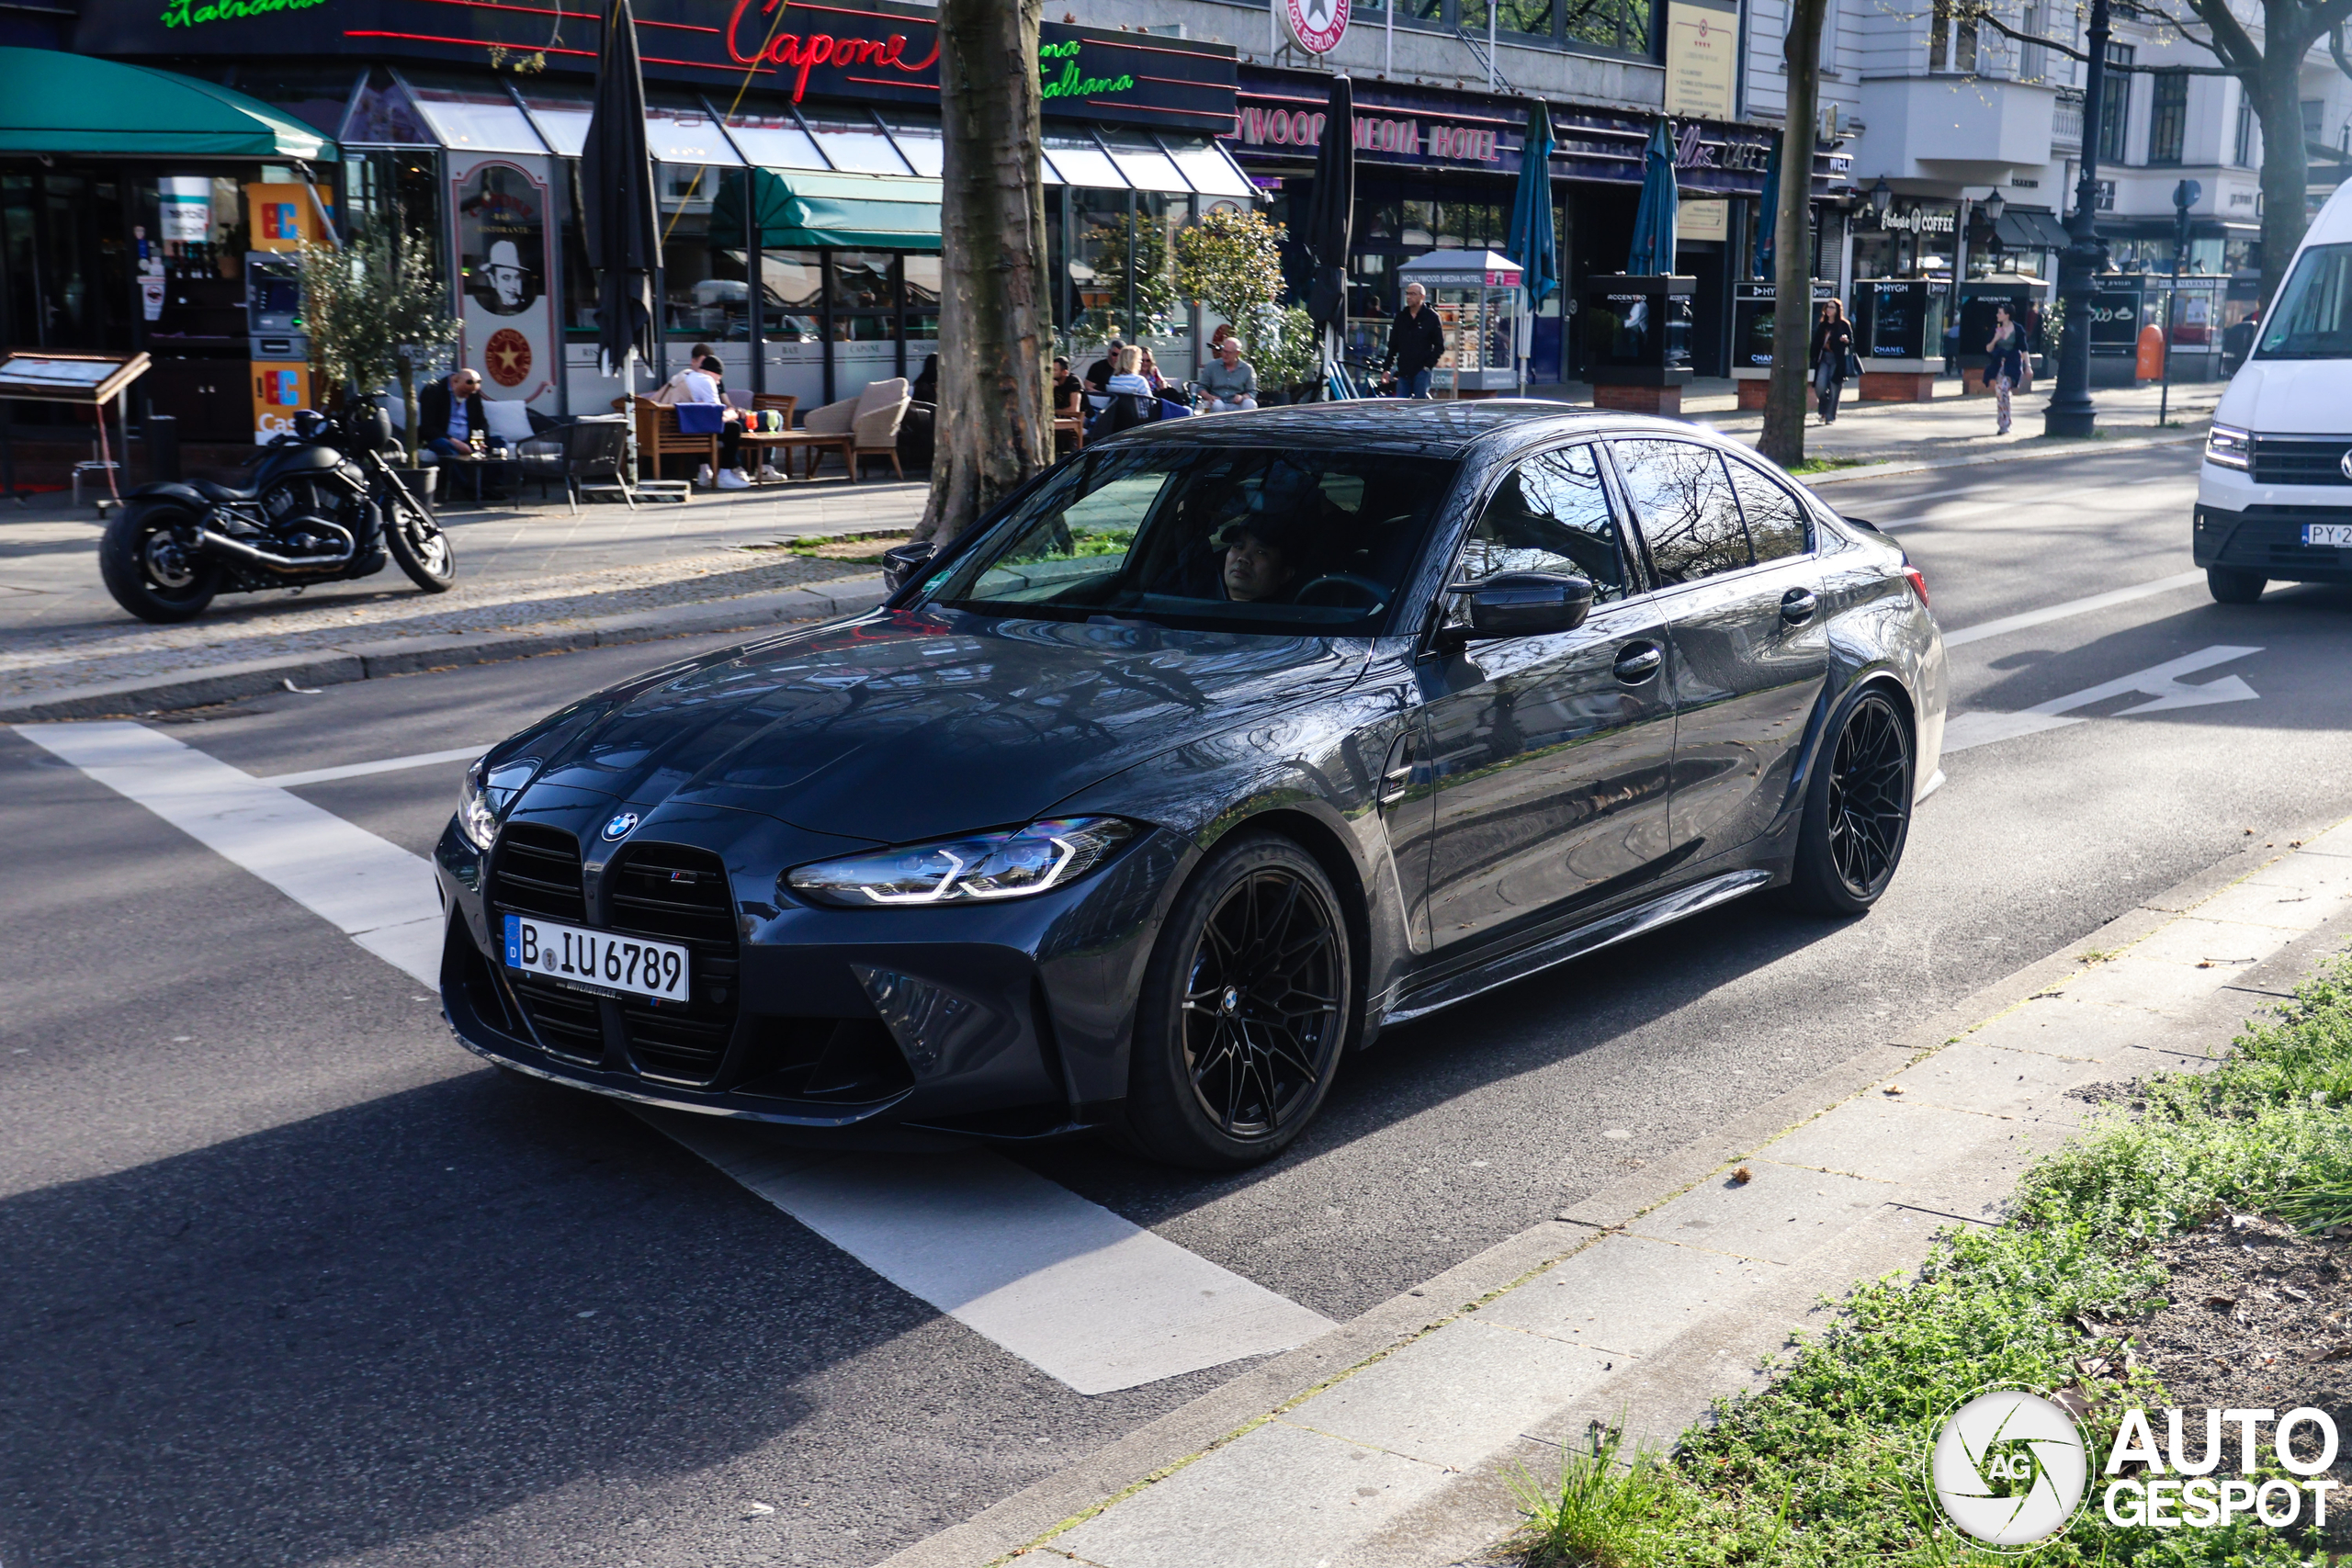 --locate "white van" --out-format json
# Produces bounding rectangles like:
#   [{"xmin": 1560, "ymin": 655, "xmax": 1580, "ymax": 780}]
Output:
[{"xmin": 2197, "ymin": 180, "xmax": 2352, "ymax": 603}]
